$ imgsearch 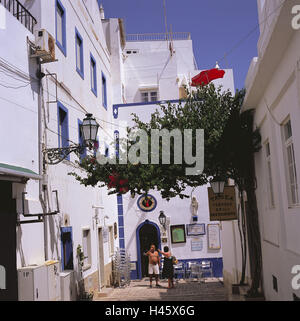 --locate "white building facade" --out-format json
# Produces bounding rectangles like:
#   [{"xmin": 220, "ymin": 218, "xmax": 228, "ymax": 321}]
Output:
[
  {"xmin": 111, "ymin": 31, "xmax": 235, "ymax": 280},
  {"xmin": 0, "ymin": 0, "xmax": 238, "ymax": 301},
  {"xmin": 0, "ymin": 0, "xmax": 120, "ymax": 300},
  {"xmin": 241, "ymin": 0, "xmax": 300, "ymax": 300}
]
